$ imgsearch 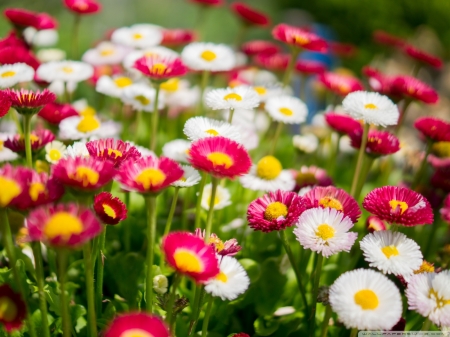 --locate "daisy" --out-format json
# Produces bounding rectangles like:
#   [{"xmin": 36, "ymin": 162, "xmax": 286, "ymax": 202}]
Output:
[
  {"xmin": 122, "ymin": 47, "xmax": 180, "ymax": 71},
  {"xmin": 406, "ymin": 270, "xmax": 450, "ymax": 327},
  {"xmin": 324, "ymin": 112, "xmax": 362, "ymax": 135},
  {"xmin": 247, "ymin": 190, "xmax": 306, "ymax": 232},
  {"xmin": 403, "ymin": 45, "xmax": 442, "ymax": 69},
  {"xmin": 161, "ymin": 29, "xmax": 196, "ymax": 47},
  {"xmin": 58, "ymin": 115, "xmax": 121, "ymax": 140},
  {"xmin": 162, "ymin": 139, "xmax": 191, "ymax": 163},
  {"xmin": 64, "ymin": 0, "xmax": 101, "ymax": 14},
  {"xmin": 205, "ymin": 86, "xmax": 260, "ymax": 111},
  {"xmin": 65, "ymin": 141, "xmax": 89, "ymax": 158},
  {"xmin": 362, "ymin": 66, "xmax": 395, "ymax": 96},
  {"xmin": 0, "ymin": 284, "xmax": 27, "ymax": 332},
  {"xmin": 360, "ymin": 230, "xmax": 423, "ymax": 276},
  {"xmin": 241, "ymin": 40, "xmax": 280, "ymax": 56},
  {"xmin": 23, "ymin": 27, "xmax": 58, "ymax": 48},
  {"xmin": 201, "ymin": 183, "xmax": 232, "ymax": 210},
  {"xmin": 318, "ymin": 72, "xmax": 364, "ymax": 97},
  {"xmin": 294, "ymin": 165, "xmax": 333, "ymax": 191},
  {"xmin": 0, "ymin": 164, "xmax": 28, "ymax": 208},
  {"xmin": 95, "ymin": 75, "xmax": 133, "ymax": 98},
  {"xmin": 0, "ymin": 63, "xmax": 34, "ymax": 88},
  {"xmin": 45, "ymin": 140, "xmax": 67, "ymax": 164},
  {"xmin": 391, "ymin": 76, "xmax": 438, "ymax": 104},
  {"xmin": 195, "ymin": 229, "xmax": 242, "ymax": 256},
  {"xmin": 4, "ymin": 88, "xmax": 56, "ymax": 115},
  {"xmin": 349, "ymin": 129, "xmax": 400, "ymax": 156},
  {"xmin": 293, "ymin": 134, "xmax": 319, "ymax": 154},
  {"xmin": 38, "ymin": 102, "xmax": 78, "ymax": 125},
  {"xmin": 240, "ymin": 156, "xmax": 295, "ymax": 192},
  {"xmin": 134, "ymin": 55, "xmax": 188, "ymax": 80},
  {"xmin": 36, "ymin": 48, "xmax": 66, "ymax": 62},
  {"xmin": 0, "ymin": 133, "xmax": 18, "ymax": 163},
  {"xmin": 272, "ymin": 24, "xmax": 327, "ymax": 52},
  {"xmin": 111, "ymin": 24, "xmax": 163, "ymax": 49},
  {"xmin": 104, "ymin": 313, "xmax": 170, "ymax": 337},
  {"xmin": 171, "ymin": 165, "xmax": 201, "ymax": 188},
  {"xmin": 231, "ymin": 2, "xmax": 270, "ymax": 27},
  {"xmin": 81, "ymin": 41, "xmax": 128, "ymax": 66},
  {"xmin": 373, "ymin": 30, "xmax": 406, "ymax": 47},
  {"xmin": 85, "ymin": 138, "xmax": 141, "ymax": 168},
  {"xmin": 181, "ymin": 42, "xmax": 236, "ymax": 72},
  {"xmin": 205, "ymin": 255, "xmax": 250, "ymax": 301},
  {"xmin": 265, "ymin": 95, "xmax": 308, "ymax": 124},
  {"xmin": 362, "ymin": 186, "xmax": 434, "ymax": 227},
  {"xmin": 254, "ymin": 53, "xmax": 290, "ymax": 71},
  {"xmin": 329, "ymin": 269, "xmax": 403, "ymax": 330},
  {"xmin": 93, "ymin": 192, "xmax": 127, "ymax": 225},
  {"xmin": 188, "ymin": 136, "xmax": 251, "ymax": 179},
  {"xmin": 4, "ymin": 129, "xmax": 55, "ymax": 154},
  {"xmin": 441, "ymin": 194, "xmax": 450, "ymax": 224},
  {"xmin": 162, "ymin": 232, "xmax": 219, "ymax": 283},
  {"xmin": 0, "ymin": 91, "xmax": 12, "ymax": 118},
  {"xmin": 121, "ymin": 83, "xmax": 165, "ymax": 112},
  {"xmin": 366, "ymin": 215, "xmax": 387, "ymax": 233},
  {"xmin": 183, "ymin": 117, "xmax": 242, "ymax": 143},
  {"xmin": 295, "ymin": 59, "xmax": 327, "ymax": 76},
  {"xmin": 26, "ymin": 203, "xmax": 102, "ymax": 248},
  {"xmin": 36, "ymin": 60, "xmax": 94, "ymax": 83},
  {"xmin": 414, "ymin": 116, "xmax": 450, "ymax": 143}
]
